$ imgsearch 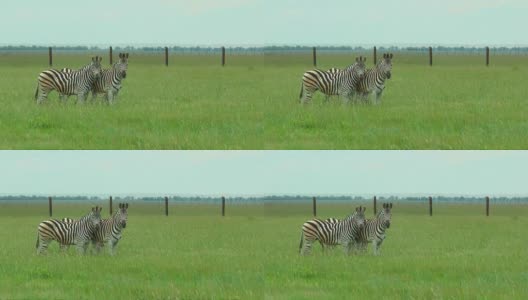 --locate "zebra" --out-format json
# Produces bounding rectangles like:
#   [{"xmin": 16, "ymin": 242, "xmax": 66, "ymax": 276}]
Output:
[
  {"xmin": 92, "ymin": 202, "xmax": 129, "ymax": 255},
  {"xmin": 299, "ymin": 206, "xmax": 366, "ymax": 255},
  {"xmin": 34, "ymin": 56, "xmax": 102, "ymax": 104},
  {"xmin": 36, "ymin": 206, "xmax": 102, "ymax": 255},
  {"xmin": 355, "ymin": 202, "xmax": 393, "ymax": 256},
  {"xmin": 61, "ymin": 53, "xmax": 128, "ymax": 104},
  {"xmin": 356, "ymin": 53, "xmax": 393, "ymax": 105},
  {"xmin": 299, "ymin": 56, "xmax": 367, "ymax": 104}
]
